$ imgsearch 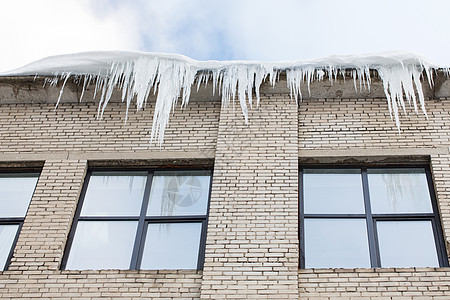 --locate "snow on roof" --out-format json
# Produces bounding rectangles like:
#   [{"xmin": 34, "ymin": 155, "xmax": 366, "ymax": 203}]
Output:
[{"xmin": 0, "ymin": 51, "xmax": 442, "ymax": 144}]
